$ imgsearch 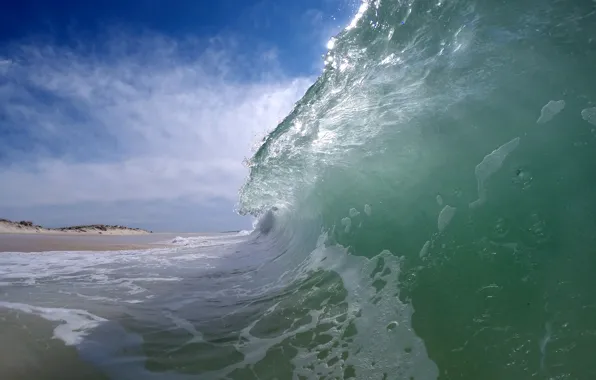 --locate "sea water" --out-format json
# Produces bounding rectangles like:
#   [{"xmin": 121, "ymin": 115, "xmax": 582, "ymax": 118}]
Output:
[{"xmin": 3, "ymin": 0, "xmax": 596, "ymax": 378}]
